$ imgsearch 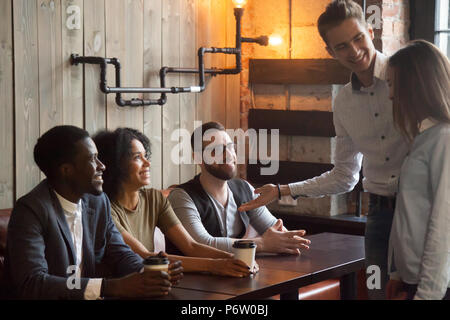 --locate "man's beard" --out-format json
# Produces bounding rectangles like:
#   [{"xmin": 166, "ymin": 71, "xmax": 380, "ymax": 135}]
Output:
[{"xmin": 204, "ymin": 163, "xmax": 236, "ymax": 181}]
